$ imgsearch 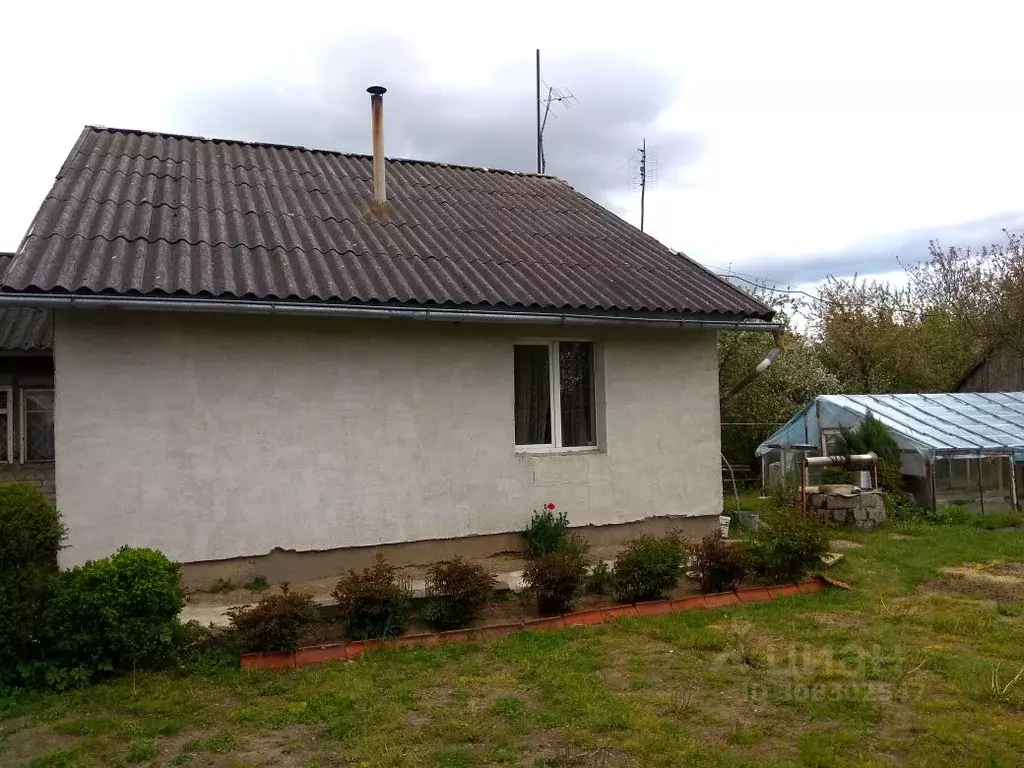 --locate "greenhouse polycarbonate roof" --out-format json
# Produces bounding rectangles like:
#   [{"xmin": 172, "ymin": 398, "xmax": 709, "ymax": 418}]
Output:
[{"xmin": 759, "ymin": 392, "xmax": 1024, "ymax": 457}]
